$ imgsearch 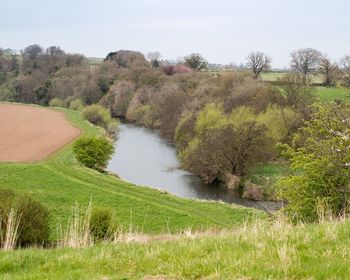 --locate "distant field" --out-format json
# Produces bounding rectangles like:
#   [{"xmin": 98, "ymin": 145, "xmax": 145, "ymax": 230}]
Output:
[
  {"xmin": 314, "ymin": 86, "xmax": 350, "ymax": 102},
  {"xmin": 261, "ymin": 72, "xmax": 323, "ymax": 84},
  {"xmin": 0, "ymin": 105, "xmax": 263, "ymax": 238},
  {"xmin": 87, "ymin": 57, "xmax": 103, "ymax": 65}
]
